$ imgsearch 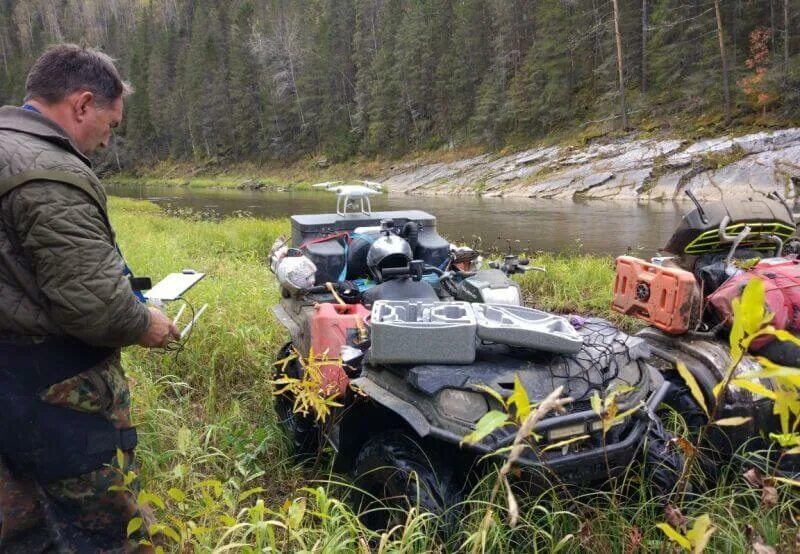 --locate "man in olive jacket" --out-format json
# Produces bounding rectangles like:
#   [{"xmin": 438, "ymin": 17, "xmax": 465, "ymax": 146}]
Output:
[{"xmin": 0, "ymin": 44, "xmax": 179, "ymax": 552}]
